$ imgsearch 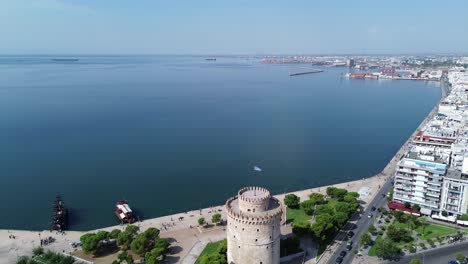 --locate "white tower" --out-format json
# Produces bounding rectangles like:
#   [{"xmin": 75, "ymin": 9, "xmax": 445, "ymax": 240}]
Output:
[{"xmin": 225, "ymin": 186, "xmax": 283, "ymax": 264}]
